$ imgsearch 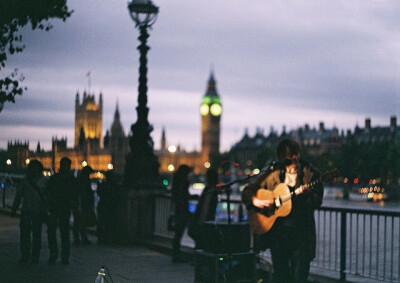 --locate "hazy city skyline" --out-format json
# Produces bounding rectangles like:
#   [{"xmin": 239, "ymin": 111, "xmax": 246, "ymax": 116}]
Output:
[{"xmin": 1, "ymin": 0, "xmax": 399, "ymax": 152}]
